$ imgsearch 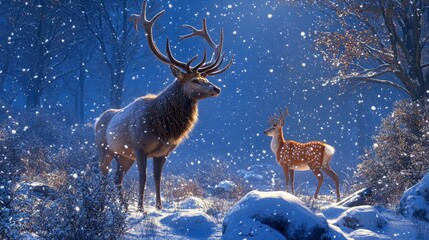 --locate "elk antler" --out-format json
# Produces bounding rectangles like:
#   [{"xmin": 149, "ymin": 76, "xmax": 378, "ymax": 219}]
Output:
[{"xmin": 130, "ymin": 0, "xmax": 233, "ymax": 75}]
